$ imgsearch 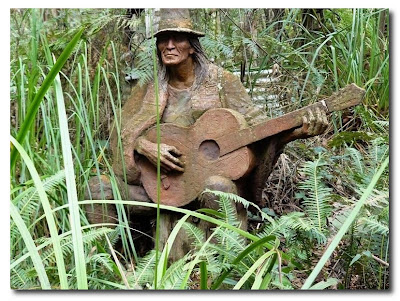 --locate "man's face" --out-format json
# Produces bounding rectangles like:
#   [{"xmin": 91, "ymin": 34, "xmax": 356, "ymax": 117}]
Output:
[{"xmin": 157, "ymin": 32, "xmax": 194, "ymax": 66}]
